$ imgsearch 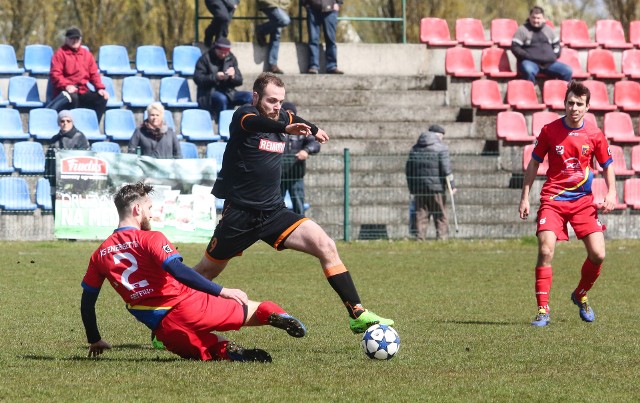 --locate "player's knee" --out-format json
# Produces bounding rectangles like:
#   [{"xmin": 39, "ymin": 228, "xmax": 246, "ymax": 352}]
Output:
[
  {"xmin": 588, "ymin": 250, "xmax": 605, "ymax": 264},
  {"xmin": 538, "ymin": 245, "xmax": 554, "ymax": 262},
  {"xmin": 316, "ymin": 235, "xmax": 338, "ymax": 257}
]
